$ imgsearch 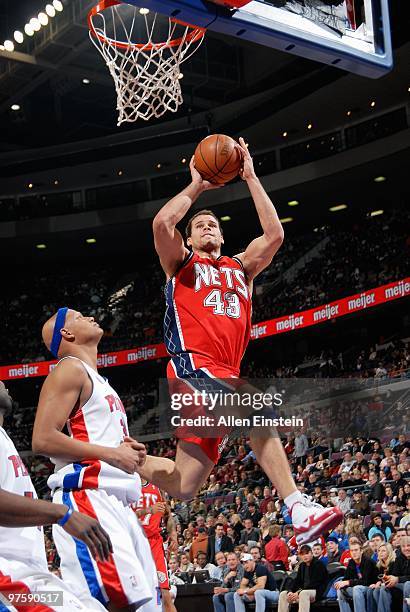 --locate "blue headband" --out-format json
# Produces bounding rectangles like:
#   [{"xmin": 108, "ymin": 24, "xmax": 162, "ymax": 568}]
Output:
[{"xmin": 50, "ymin": 307, "xmax": 68, "ymax": 358}]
